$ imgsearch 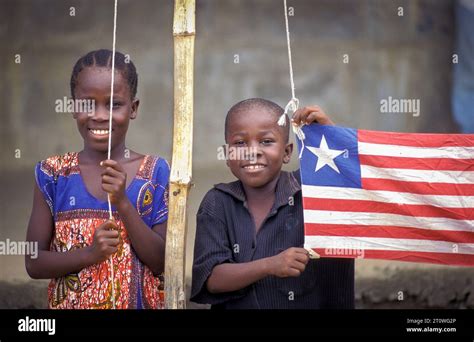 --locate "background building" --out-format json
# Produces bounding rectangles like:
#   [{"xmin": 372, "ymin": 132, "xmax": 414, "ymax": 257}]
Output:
[{"xmin": 0, "ymin": 0, "xmax": 472, "ymax": 308}]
